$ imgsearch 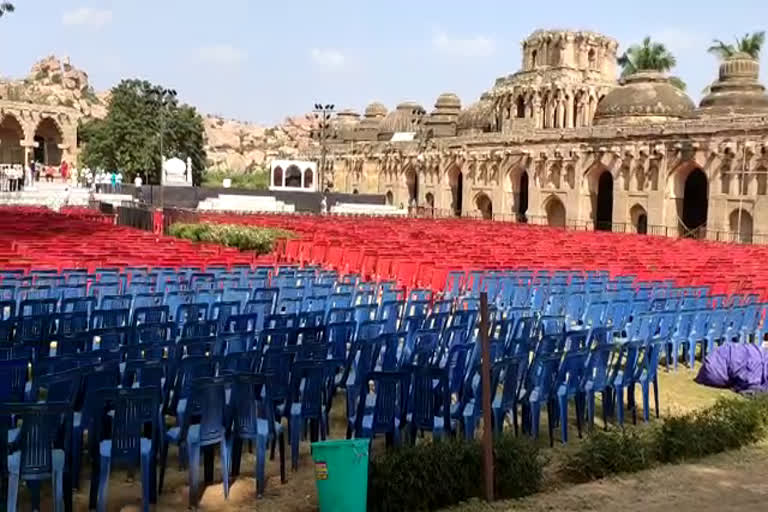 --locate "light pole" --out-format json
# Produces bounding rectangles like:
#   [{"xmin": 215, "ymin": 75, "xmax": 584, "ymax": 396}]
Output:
[{"xmin": 311, "ymin": 103, "xmax": 335, "ymax": 192}]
